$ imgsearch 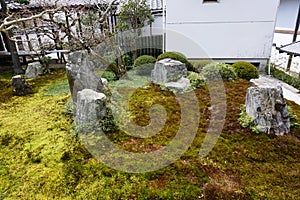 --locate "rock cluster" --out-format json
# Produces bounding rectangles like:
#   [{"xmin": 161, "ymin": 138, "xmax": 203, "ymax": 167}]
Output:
[{"xmin": 151, "ymin": 59, "xmax": 190, "ymax": 91}]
